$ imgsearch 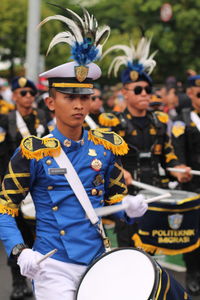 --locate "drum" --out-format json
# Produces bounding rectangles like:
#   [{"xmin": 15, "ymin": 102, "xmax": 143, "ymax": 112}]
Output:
[
  {"xmin": 133, "ymin": 189, "xmax": 200, "ymax": 255},
  {"xmin": 76, "ymin": 248, "xmax": 161, "ymax": 300}
]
